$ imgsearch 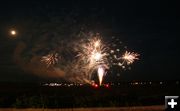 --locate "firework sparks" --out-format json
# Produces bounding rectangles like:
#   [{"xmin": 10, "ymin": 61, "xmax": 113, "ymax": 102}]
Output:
[
  {"xmin": 94, "ymin": 39, "xmax": 100, "ymax": 48},
  {"xmin": 41, "ymin": 52, "xmax": 59, "ymax": 67},
  {"xmin": 122, "ymin": 51, "xmax": 139, "ymax": 65},
  {"xmin": 91, "ymin": 51, "xmax": 103, "ymax": 62},
  {"xmin": 75, "ymin": 35, "xmax": 140, "ymax": 85},
  {"xmin": 78, "ymin": 38, "xmax": 107, "ymax": 64}
]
